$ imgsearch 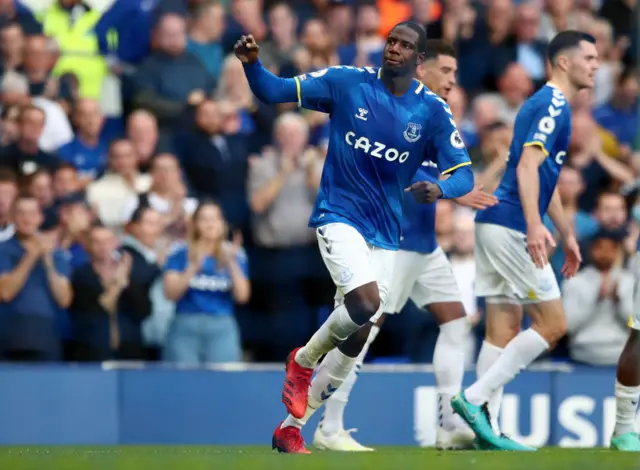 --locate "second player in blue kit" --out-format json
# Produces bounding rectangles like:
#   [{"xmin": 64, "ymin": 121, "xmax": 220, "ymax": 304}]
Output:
[{"xmin": 235, "ymin": 22, "xmax": 474, "ymax": 453}]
